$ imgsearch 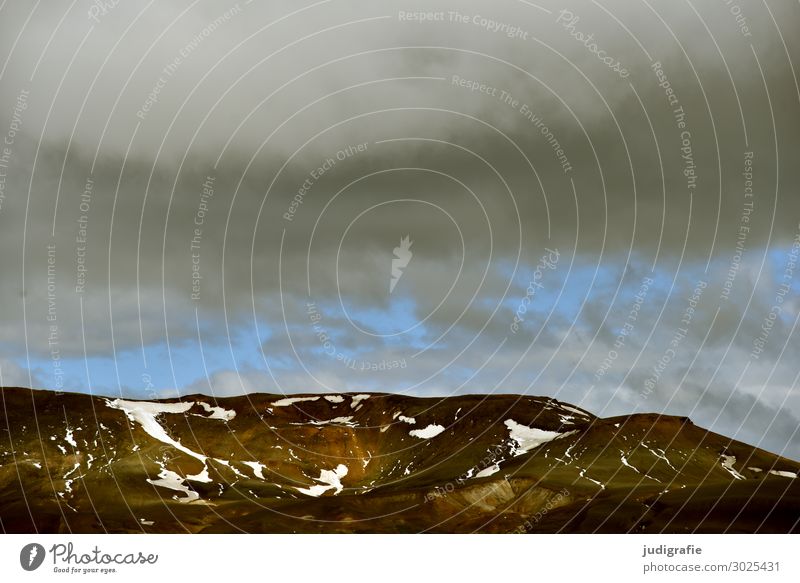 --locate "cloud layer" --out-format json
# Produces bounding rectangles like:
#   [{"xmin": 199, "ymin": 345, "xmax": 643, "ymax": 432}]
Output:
[{"xmin": 0, "ymin": 0, "xmax": 798, "ymax": 457}]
